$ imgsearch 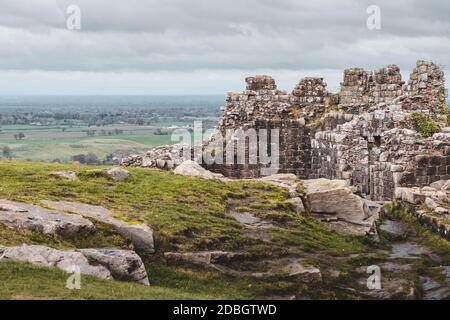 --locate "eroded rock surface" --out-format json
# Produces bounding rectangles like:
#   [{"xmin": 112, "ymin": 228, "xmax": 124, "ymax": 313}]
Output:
[
  {"xmin": 104, "ymin": 168, "xmax": 130, "ymax": 181},
  {"xmin": 164, "ymin": 251, "xmax": 322, "ymax": 283},
  {"xmin": 0, "ymin": 199, "xmax": 95, "ymax": 237},
  {"xmin": 173, "ymin": 160, "xmax": 225, "ymax": 180},
  {"xmin": 302, "ymin": 179, "xmax": 378, "ymax": 236},
  {"xmin": 0, "ymin": 245, "xmax": 112, "ymax": 280},
  {"xmin": 78, "ymin": 248, "xmax": 149, "ymax": 285},
  {"xmin": 0, "ymin": 245, "xmax": 150, "ymax": 285},
  {"xmin": 50, "ymin": 171, "xmax": 78, "ymax": 181},
  {"xmin": 41, "ymin": 200, "xmax": 155, "ymax": 254},
  {"xmin": 164, "ymin": 251, "xmax": 244, "ymax": 269}
]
